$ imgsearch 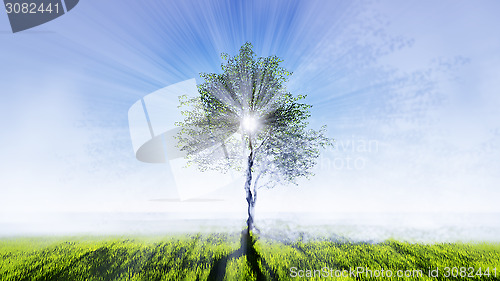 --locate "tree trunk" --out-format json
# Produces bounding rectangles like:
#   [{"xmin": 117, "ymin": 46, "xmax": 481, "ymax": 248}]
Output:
[{"xmin": 245, "ymin": 152, "xmax": 255, "ymax": 234}]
